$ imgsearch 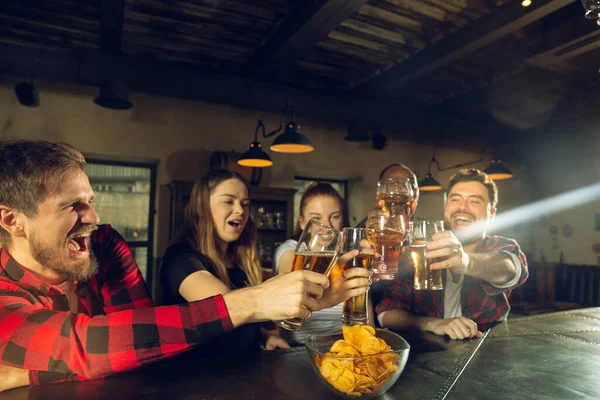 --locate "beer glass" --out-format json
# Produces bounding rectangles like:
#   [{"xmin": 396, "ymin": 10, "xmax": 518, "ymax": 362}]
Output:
[
  {"xmin": 366, "ymin": 209, "xmax": 407, "ymax": 277},
  {"xmin": 376, "ymin": 177, "xmax": 417, "ymax": 221},
  {"xmin": 340, "ymin": 228, "xmax": 374, "ymax": 325},
  {"xmin": 410, "ymin": 220, "xmax": 444, "ymax": 290},
  {"xmin": 276, "ymin": 219, "xmax": 342, "ymax": 332}
]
